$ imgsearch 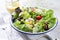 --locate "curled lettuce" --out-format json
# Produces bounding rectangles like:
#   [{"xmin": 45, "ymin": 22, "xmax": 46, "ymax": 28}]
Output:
[
  {"xmin": 21, "ymin": 11, "xmax": 31, "ymax": 19},
  {"xmin": 22, "ymin": 25, "xmax": 33, "ymax": 32},
  {"xmin": 43, "ymin": 9, "xmax": 53, "ymax": 20},
  {"xmin": 33, "ymin": 19, "xmax": 45, "ymax": 32},
  {"xmin": 48, "ymin": 18, "xmax": 56, "ymax": 28}
]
